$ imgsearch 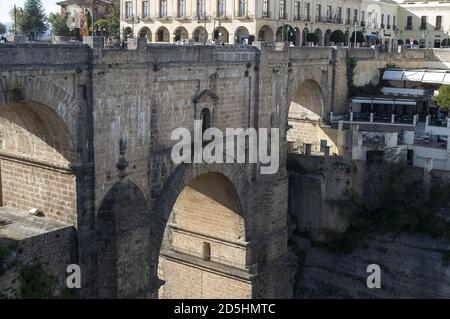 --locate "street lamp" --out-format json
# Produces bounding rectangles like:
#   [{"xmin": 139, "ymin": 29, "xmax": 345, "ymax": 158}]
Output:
[
  {"xmin": 422, "ymin": 30, "xmax": 428, "ymax": 48},
  {"xmin": 13, "ymin": 4, "xmax": 23, "ymax": 36}
]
